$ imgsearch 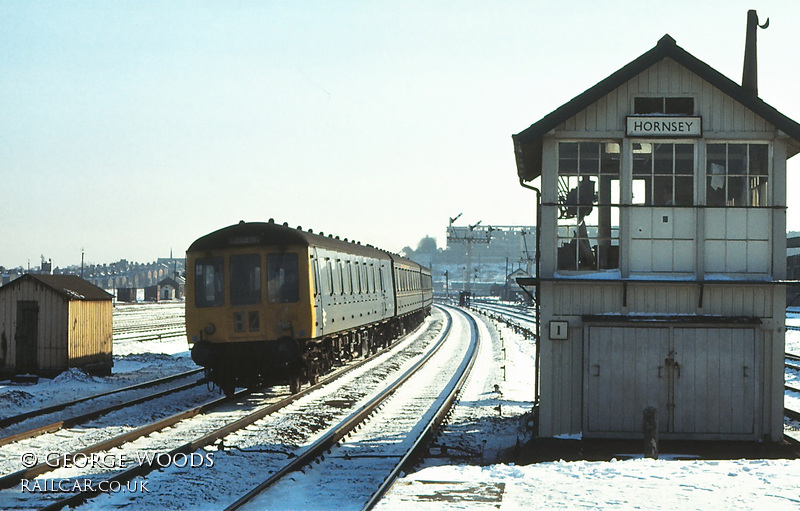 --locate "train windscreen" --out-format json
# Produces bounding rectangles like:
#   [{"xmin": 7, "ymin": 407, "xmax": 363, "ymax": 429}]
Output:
[
  {"xmin": 267, "ymin": 253, "xmax": 299, "ymax": 303},
  {"xmin": 195, "ymin": 257, "xmax": 224, "ymax": 307},
  {"xmin": 230, "ymin": 254, "xmax": 262, "ymax": 305}
]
